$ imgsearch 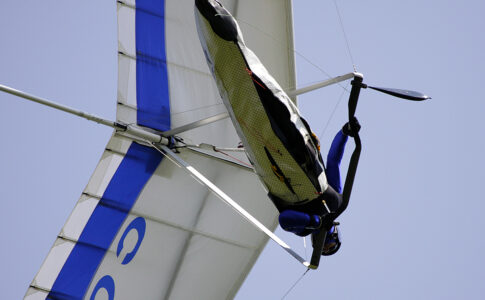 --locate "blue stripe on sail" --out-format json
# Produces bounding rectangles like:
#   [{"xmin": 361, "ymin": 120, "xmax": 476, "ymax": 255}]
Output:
[
  {"xmin": 136, "ymin": 0, "xmax": 171, "ymax": 132},
  {"xmin": 47, "ymin": 143, "xmax": 163, "ymax": 299}
]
